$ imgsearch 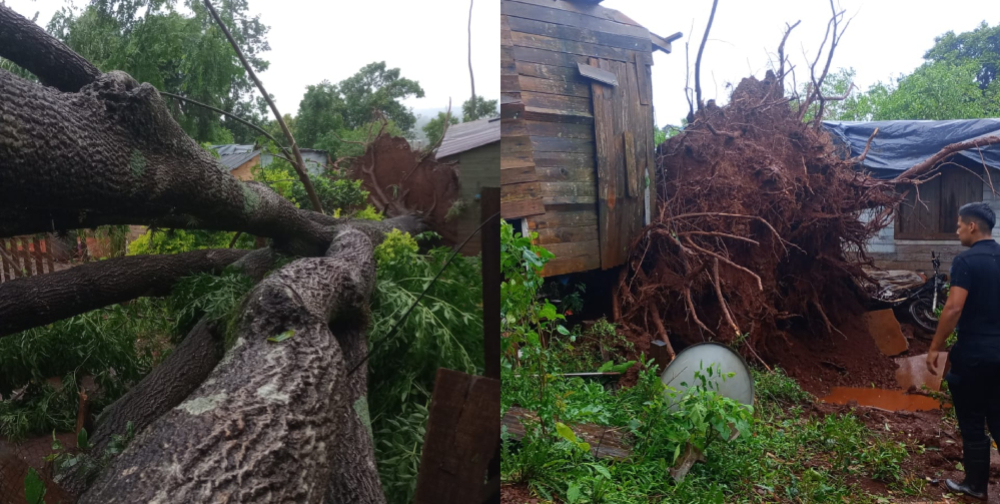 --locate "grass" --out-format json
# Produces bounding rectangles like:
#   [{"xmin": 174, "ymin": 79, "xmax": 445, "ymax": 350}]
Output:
[{"xmin": 502, "ymin": 365, "xmax": 924, "ymax": 504}]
